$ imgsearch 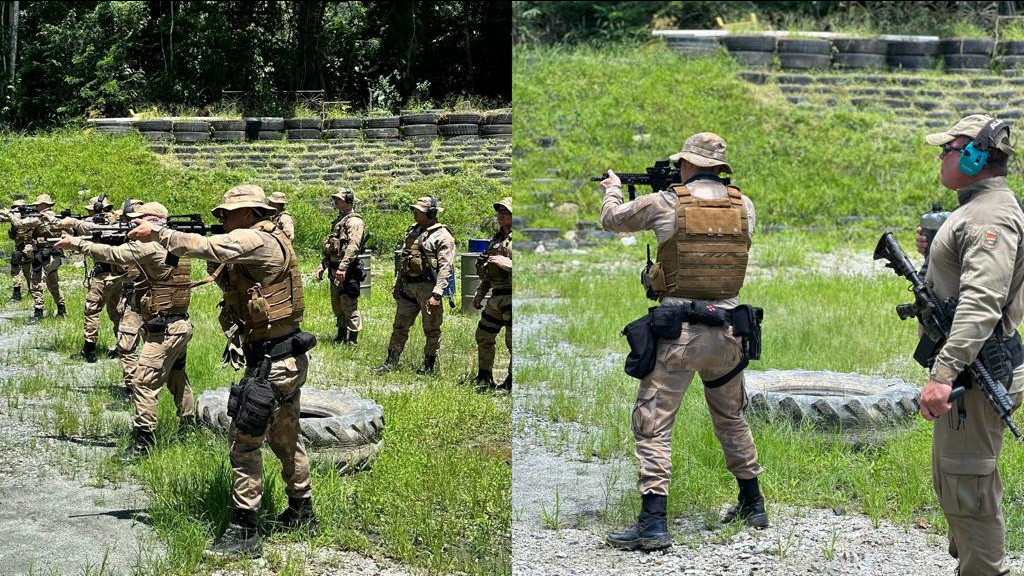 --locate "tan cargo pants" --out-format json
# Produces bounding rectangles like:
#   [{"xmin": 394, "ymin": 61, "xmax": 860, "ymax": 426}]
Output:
[
  {"xmin": 30, "ymin": 255, "xmax": 64, "ymax": 309},
  {"xmin": 131, "ymin": 318, "xmax": 194, "ymax": 432},
  {"xmin": 475, "ymin": 293, "xmax": 512, "ymax": 372},
  {"xmin": 387, "ymin": 280, "xmax": 443, "ymax": 358},
  {"xmin": 633, "ymin": 321, "xmax": 763, "ymax": 495},
  {"xmin": 83, "ymin": 276, "xmax": 124, "ymax": 344},
  {"xmin": 117, "ymin": 301, "xmax": 142, "ymax": 390},
  {"xmin": 932, "ymin": 377, "xmax": 1023, "ymax": 576},
  {"xmin": 330, "ymin": 279, "xmax": 362, "ymax": 332},
  {"xmin": 10, "ymin": 259, "xmax": 28, "ymax": 290},
  {"xmin": 229, "ymin": 353, "xmax": 312, "ymax": 511}
]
